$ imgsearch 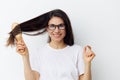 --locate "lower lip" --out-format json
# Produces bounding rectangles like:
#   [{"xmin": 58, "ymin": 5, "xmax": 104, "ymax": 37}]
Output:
[{"xmin": 53, "ymin": 34, "xmax": 61, "ymax": 38}]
